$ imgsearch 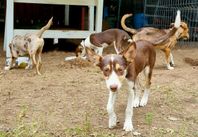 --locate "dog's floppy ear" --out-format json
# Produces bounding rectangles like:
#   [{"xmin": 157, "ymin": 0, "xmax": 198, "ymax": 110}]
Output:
[
  {"xmin": 85, "ymin": 47, "xmax": 102, "ymax": 66},
  {"xmin": 75, "ymin": 44, "xmax": 83, "ymax": 57},
  {"xmin": 120, "ymin": 42, "xmax": 136, "ymax": 63}
]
